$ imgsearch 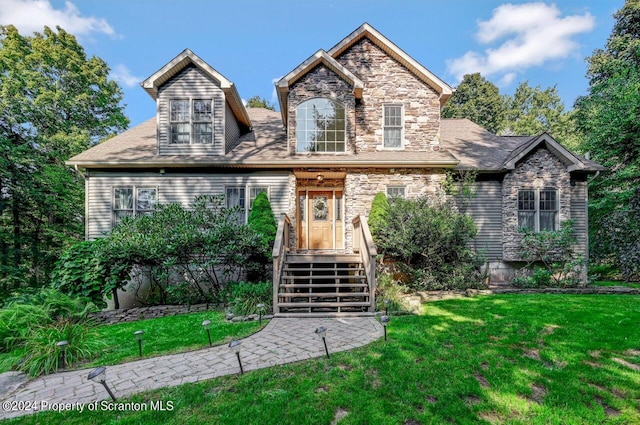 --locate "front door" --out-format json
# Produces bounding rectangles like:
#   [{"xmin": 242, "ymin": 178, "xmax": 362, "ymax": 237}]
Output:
[{"xmin": 309, "ymin": 191, "xmax": 333, "ymax": 249}]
